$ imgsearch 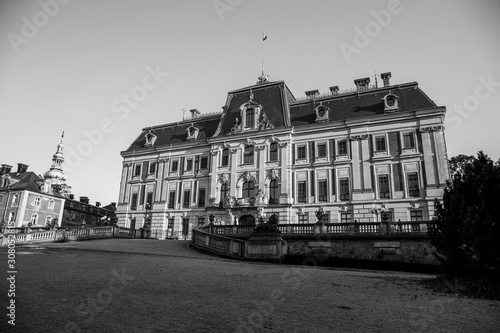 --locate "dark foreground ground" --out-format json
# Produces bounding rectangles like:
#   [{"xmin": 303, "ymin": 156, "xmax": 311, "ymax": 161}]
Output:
[{"xmin": 0, "ymin": 239, "xmax": 499, "ymax": 333}]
